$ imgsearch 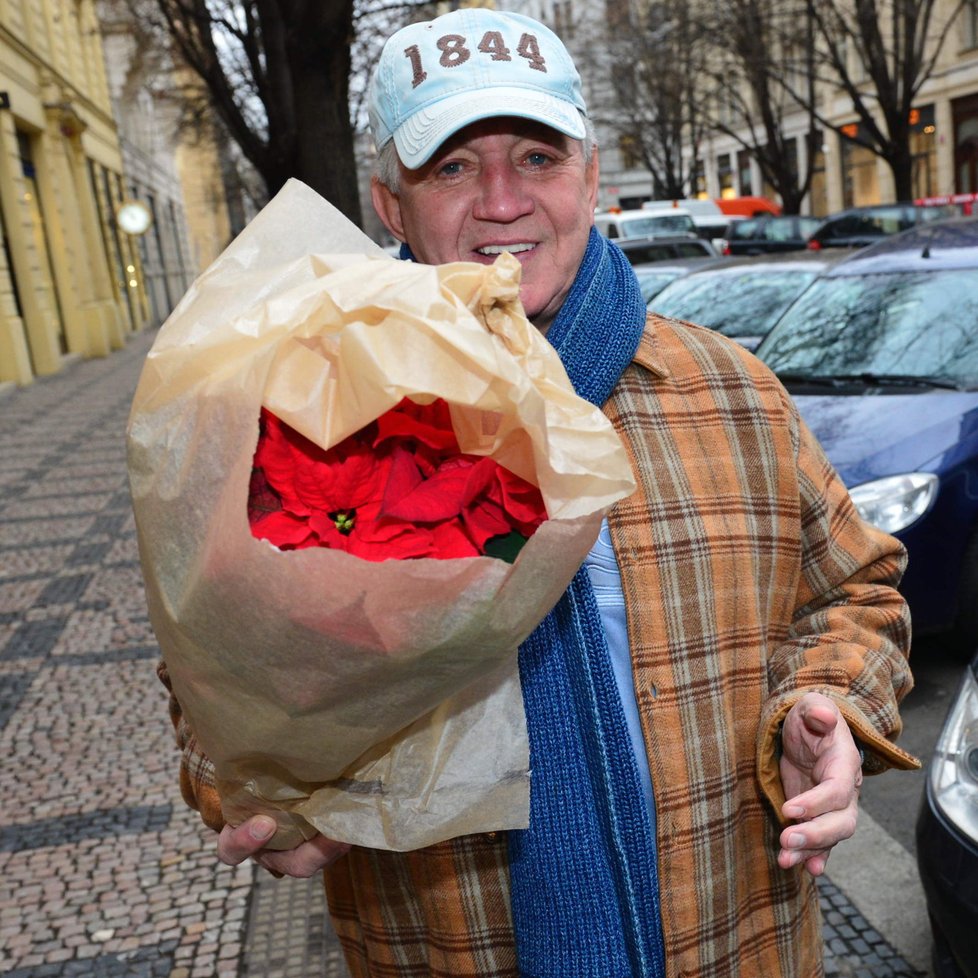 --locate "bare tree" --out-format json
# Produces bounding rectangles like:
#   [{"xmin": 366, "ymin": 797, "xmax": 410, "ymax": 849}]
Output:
[
  {"xmin": 588, "ymin": 0, "xmax": 709, "ymax": 198},
  {"xmin": 698, "ymin": 0, "xmax": 821, "ymax": 213},
  {"xmin": 143, "ymin": 0, "xmax": 432, "ymax": 226},
  {"xmin": 791, "ymin": 0, "xmax": 966, "ymax": 201}
]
